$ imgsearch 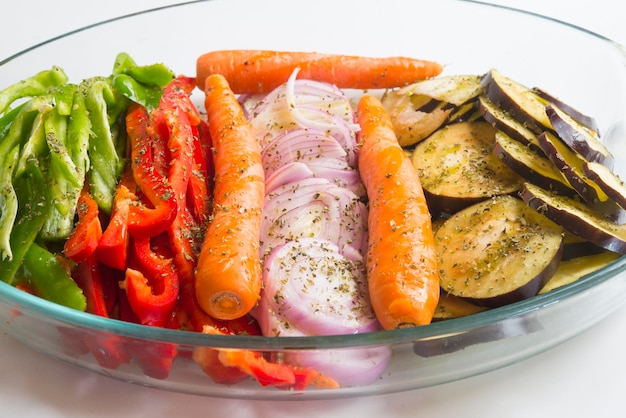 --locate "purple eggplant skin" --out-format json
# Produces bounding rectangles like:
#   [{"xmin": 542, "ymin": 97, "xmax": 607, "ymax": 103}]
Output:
[
  {"xmin": 532, "ymin": 87, "xmax": 600, "ymax": 133},
  {"xmin": 546, "ymin": 104, "xmax": 614, "ymax": 168},
  {"xmin": 413, "ymin": 315, "xmax": 541, "ymax": 357},
  {"xmin": 520, "ymin": 182, "xmax": 626, "ymax": 255},
  {"xmin": 481, "ymin": 69, "xmax": 551, "ymax": 135},
  {"xmin": 535, "ymin": 131, "xmax": 626, "ymax": 223},
  {"xmin": 464, "ymin": 241, "xmax": 563, "ymax": 309},
  {"xmin": 562, "ymin": 237, "xmax": 607, "ymax": 260},
  {"xmin": 493, "ymin": 131, "xmax": 577, "ymax": 198},
  {"xmin": 583, "ymin": 161, "xmax": 626, "ymax": 211},
  {"xmin": 479, "ymin": 95, "xmax": 543, "ymax": 153},
  {"xmin": 435, "ymin": 195, "xmax": 564, "ymax": 309}
]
